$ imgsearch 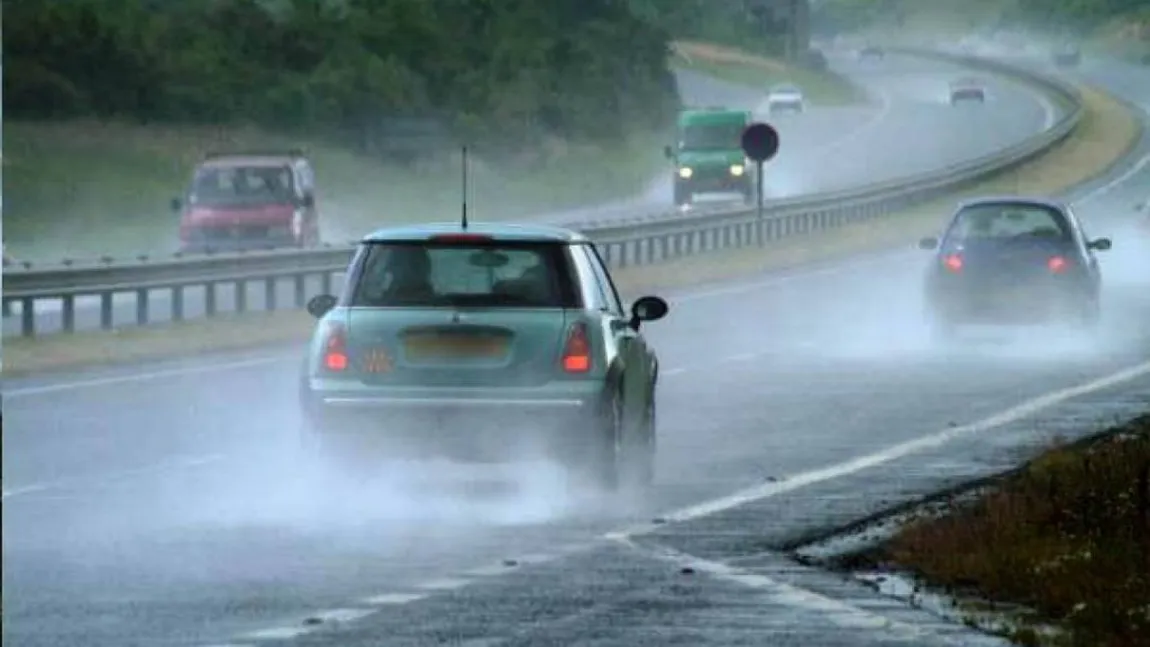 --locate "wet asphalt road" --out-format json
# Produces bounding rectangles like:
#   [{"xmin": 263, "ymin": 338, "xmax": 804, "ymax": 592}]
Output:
[
  {"xmin": 3, "ymin": 57, "xmax": 1149, "ymax": 647},
  {"xmin": 2, "ymin": 49, "xmax": 1056, "ymax": 338}
]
